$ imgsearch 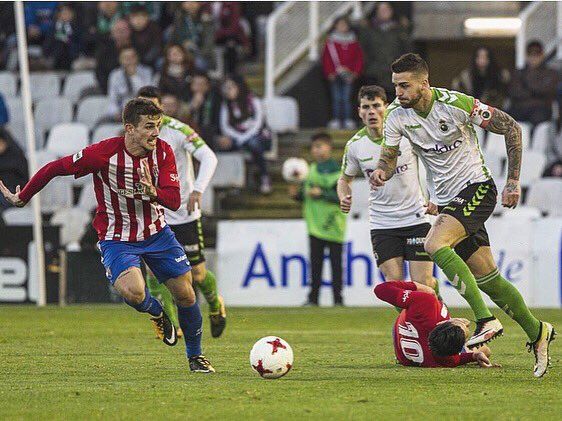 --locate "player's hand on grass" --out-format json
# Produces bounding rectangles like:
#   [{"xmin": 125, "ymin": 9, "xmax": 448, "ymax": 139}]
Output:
[
  {"xmin": 187, "ymin": 191, "xmax": 202, "ymax": 214},
  {"xmin": 0, "ymin": 180, "xmax": 25, "ymax": 207},
  {"xmin": 474, "ymin": 351, "xmax": 501, "ymax": 368},
  {"xmin": 340, "ymin": 194, "xmax": 352, "ymax": 213},
  {"xmin": 138, "ymin": 159, "xmax": 157, "ymax": 199},
  {"xmin": 308, "ymin": 186, "xmax": 322, "ymax": 198},
  {"xmin": 502, "ymin": 179, "xmax": 520, "ymax": 208},
  {"xmin": 424, "ymin": 201, "xmax": 438, "ymax": 215},
  {"xmin": 369, "ymin": 169, "xmax": 386, "ymax": 189}
]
